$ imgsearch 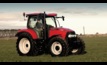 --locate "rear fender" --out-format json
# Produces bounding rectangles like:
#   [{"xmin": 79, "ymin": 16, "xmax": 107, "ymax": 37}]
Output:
[{"xmin": 15, "ymin": 29, "xmax": 38, "ymax": 39}]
